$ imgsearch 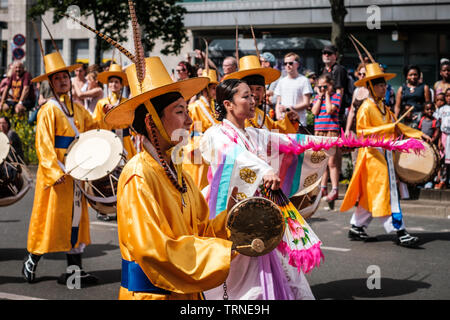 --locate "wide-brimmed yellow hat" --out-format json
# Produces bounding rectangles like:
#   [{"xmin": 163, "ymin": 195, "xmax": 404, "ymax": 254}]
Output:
[
  {"xmin": 354, "ymin": 62, "xmax": 396, "ymax": 87},
  {"xmin": 202, "ymin": 68, "xmax": 219, "ymax": 85},
  {"xmin": 348, "ymin": 34, "xmax": 396, "ymax": 88},
  {"xmin": 222, "ymin": 55, "xmax": 280, "ymax": 85},
  {"xmin": 32, "ymin": 52, "xmax": 82, "ymax": 83},
  {"xmin": 105, "ymin": 56, "xmax": 209, "ymax": 128},
  {"xmin": 97, "ymin": 63, "xmax": 128, "ymax": 86}
]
